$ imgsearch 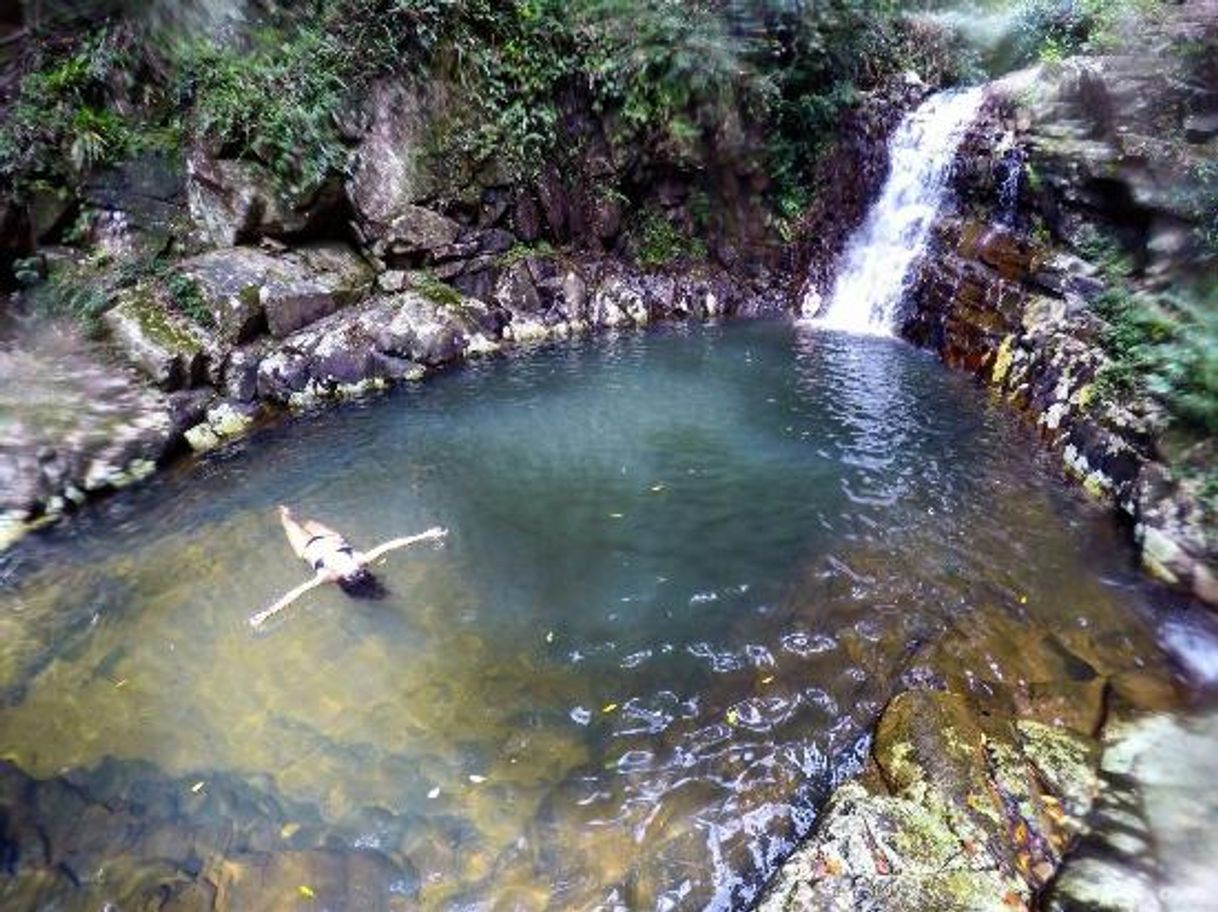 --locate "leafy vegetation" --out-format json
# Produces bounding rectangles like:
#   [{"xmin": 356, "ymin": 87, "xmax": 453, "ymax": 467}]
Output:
[
  {"xmin": 0, "ymin": 27, "xmax": 178, "ymax": 197},
  {"xmin": 1009, "ymin": 0, "xmax": 1160, "ymax": 64},
  {"xmin": 166, "ymin": 273, "xmax": 213, "ymax": 328},
  {"xmin": 1, "ymin": 1, "xmax": 957, "ymax": 222},
  {"xmin": 410, "ymin": 270, "xmax": 466, "ymax": 309},
  {"xmin": 634, "ymin": 208, "xmax": 707, "ymax": 267},
  {"xmin": 1078, "ymin": 229, "xmax": 1218, "ymax": 437}
]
